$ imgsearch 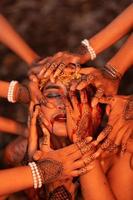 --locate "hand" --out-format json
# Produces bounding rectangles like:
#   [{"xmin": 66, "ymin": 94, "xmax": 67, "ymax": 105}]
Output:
[
  {"xmin": 33, "ymin": 136, "xmax": 95, "ymax": 183},
  {"xmin": 28, "ymin": 74, "xmax": 45, "ymax": 104},
  {"xmin": 29, "ymin": 50, "xmax": 88, "ymax": 83},
  {"xmin": 70, "ymin": 67, "xmax": 120, "ymax": 107},
  {"xmin": 93, "ymin": 95, "xmax": 133, "ymax": 158}
]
